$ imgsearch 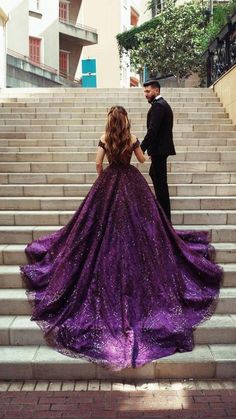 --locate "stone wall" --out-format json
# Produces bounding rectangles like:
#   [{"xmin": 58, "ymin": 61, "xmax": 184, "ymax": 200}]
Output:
[
  {"xmin": 213, "ymin": 64, "xmax": 236, "ymax": 125},
  {"xmin": 7, "ymin": 54, "xmax": 79, "ymax": 87}
]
